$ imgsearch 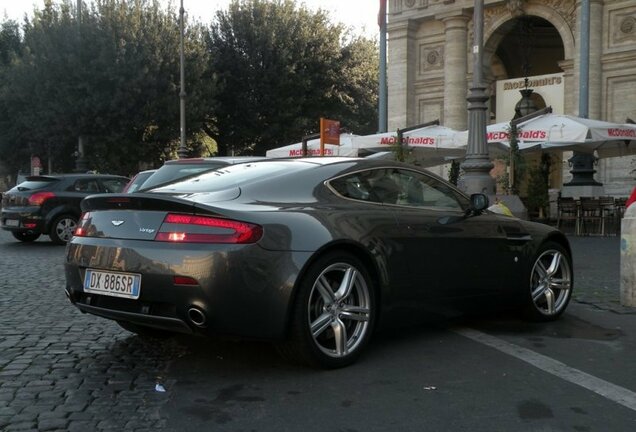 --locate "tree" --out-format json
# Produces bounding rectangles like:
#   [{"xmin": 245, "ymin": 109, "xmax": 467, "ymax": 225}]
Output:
[
  {"xmin": 0, "ymin": 0, "xmax": 215, "ymax": 175},
  {"xmin": 207, "ymin": 0, "xmax": 378, "ymax": 156}
]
